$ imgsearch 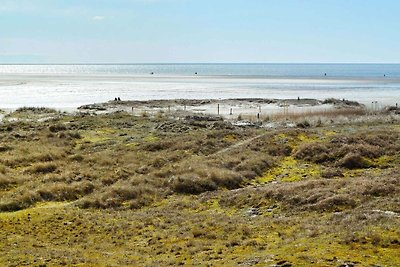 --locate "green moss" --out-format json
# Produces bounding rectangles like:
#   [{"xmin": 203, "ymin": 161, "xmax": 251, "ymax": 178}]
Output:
[
  {"xmin": 323, "ymin": 130, "xmax": 338, "ymax": 137},
  {"xmin": 372, "ymin": 155, "xmax": 395, "ymax": 168},
  {"xmin": 223, "ymin": 134, "xmax": 237, "ymax": 142},
  {"xmin": 256, "ymin": 156, "xmax": 321, "ymax": 183},
  {"xmin": 144, "ymin": 135, "xmax": 159, "ymax": 142}
]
